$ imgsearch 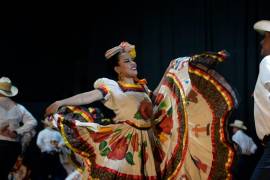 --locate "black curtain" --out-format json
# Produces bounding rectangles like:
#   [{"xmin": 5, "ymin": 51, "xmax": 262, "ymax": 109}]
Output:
[{"xmin": 1, "ymin": 0, "xmax": 270, "ymax": 138}]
